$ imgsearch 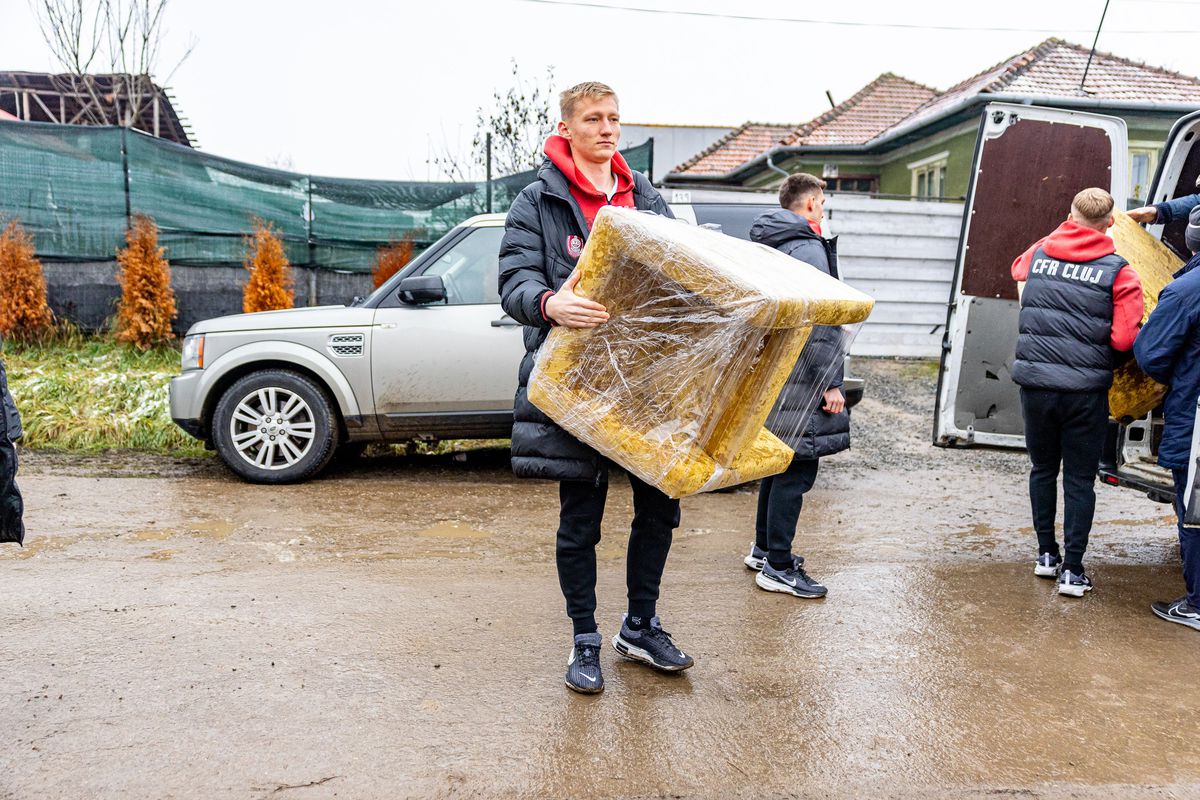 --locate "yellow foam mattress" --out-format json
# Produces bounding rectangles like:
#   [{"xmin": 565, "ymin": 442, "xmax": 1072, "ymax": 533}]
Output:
[
  {"xmin": 527, "ymin": 206, "xmax": 875, "ymax": 498},
  {"xmin": 1109, "ymin": 209, "xmax": 1183, "ymax": 422}
]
